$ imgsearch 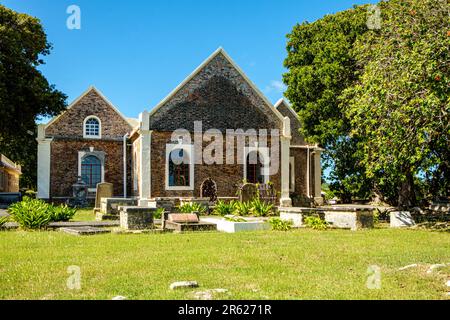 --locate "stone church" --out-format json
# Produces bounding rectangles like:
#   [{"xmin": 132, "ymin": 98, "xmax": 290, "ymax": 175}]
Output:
[{"xmin": 37, "ymin": 48, "xmax": 323, "ymax": 207}]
